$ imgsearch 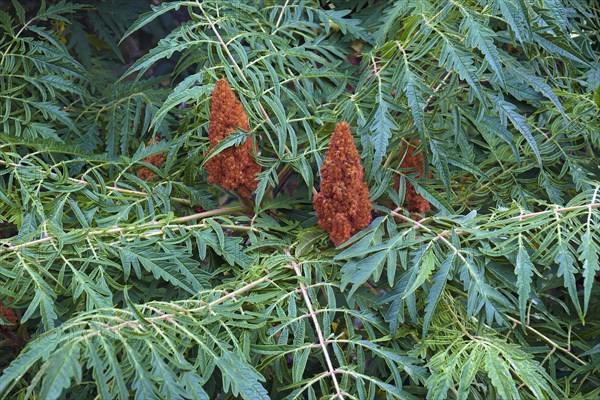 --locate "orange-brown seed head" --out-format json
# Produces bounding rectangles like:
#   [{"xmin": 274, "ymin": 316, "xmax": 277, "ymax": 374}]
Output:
[
  {"xmin": 314, "ymin": 122, "xmax": 372, "ymax": 246},
  {"xmin": 205, "ymin": 79, "xmax": 262, "ymax": 198}
]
